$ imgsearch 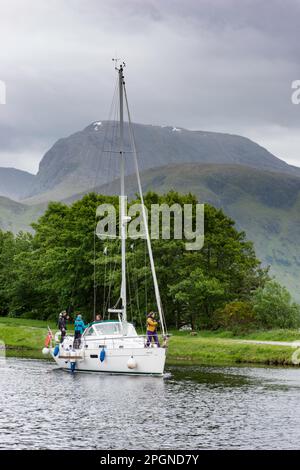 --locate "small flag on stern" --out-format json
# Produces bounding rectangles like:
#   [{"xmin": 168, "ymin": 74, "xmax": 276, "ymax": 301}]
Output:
[{"xmin": 45, "ymin": 327, "xmax": 53, "ymax": 347}]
